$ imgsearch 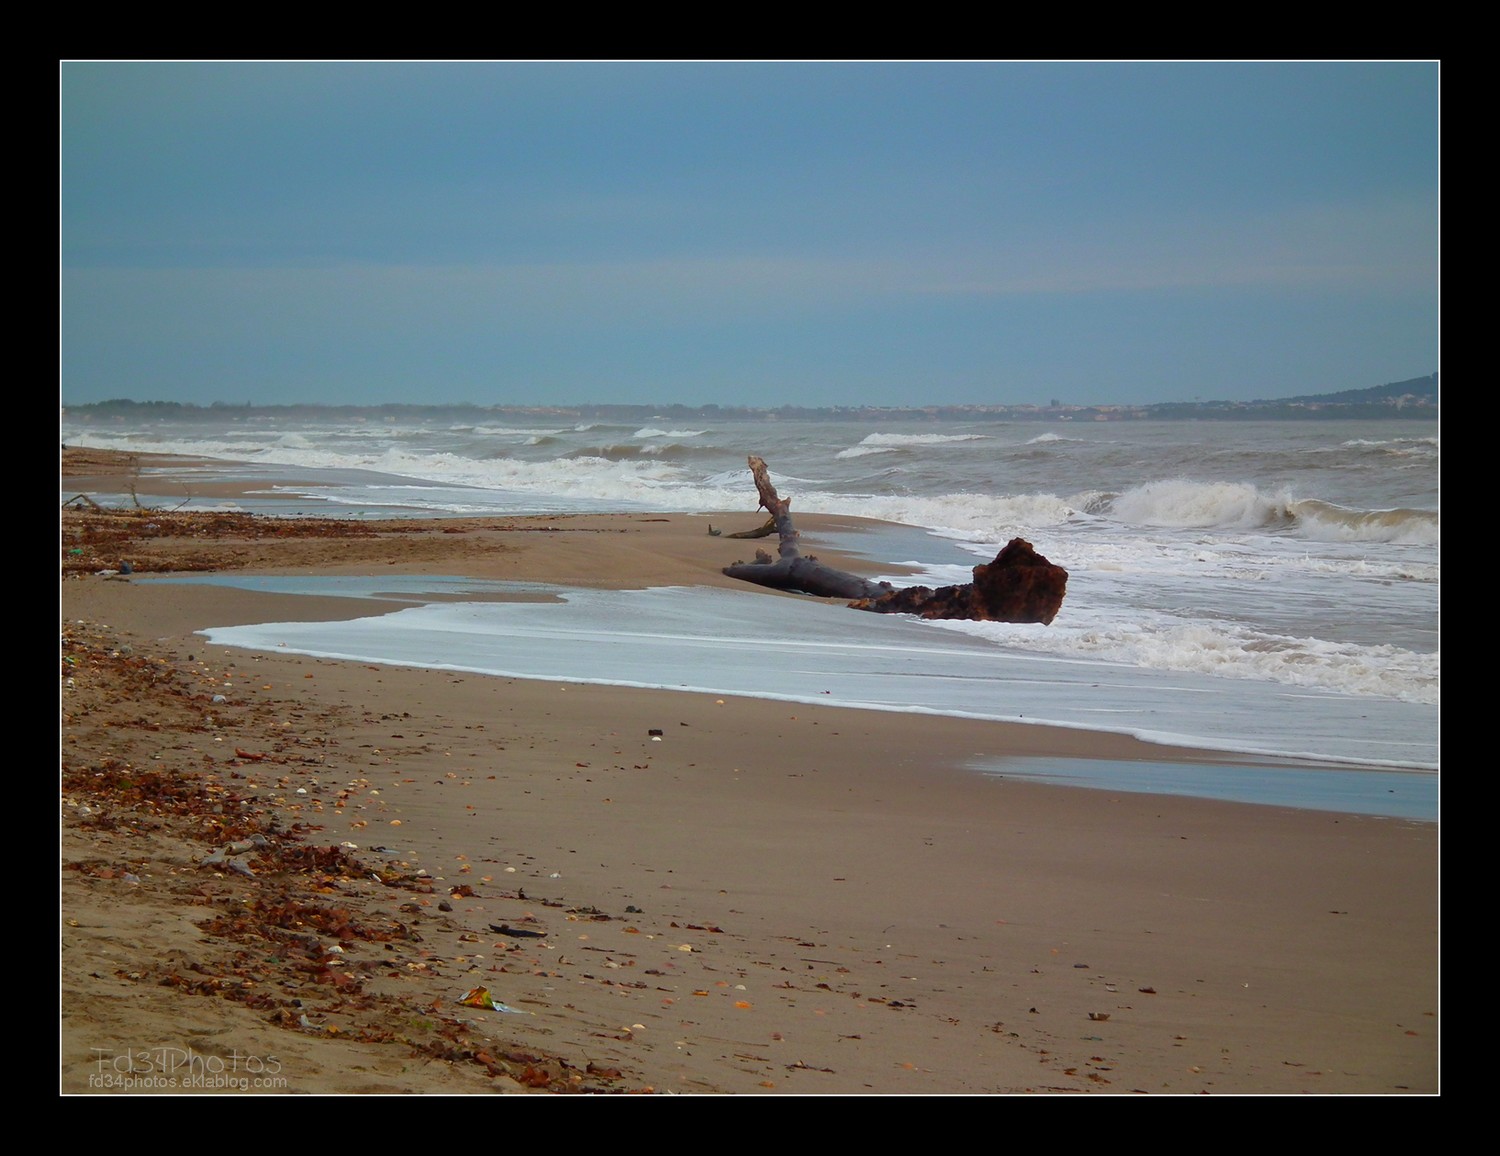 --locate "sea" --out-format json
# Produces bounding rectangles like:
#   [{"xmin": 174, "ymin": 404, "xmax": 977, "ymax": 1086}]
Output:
[{"xmin": 60, "ymin": 411, "xmax": 1439, "ymax": 819}]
